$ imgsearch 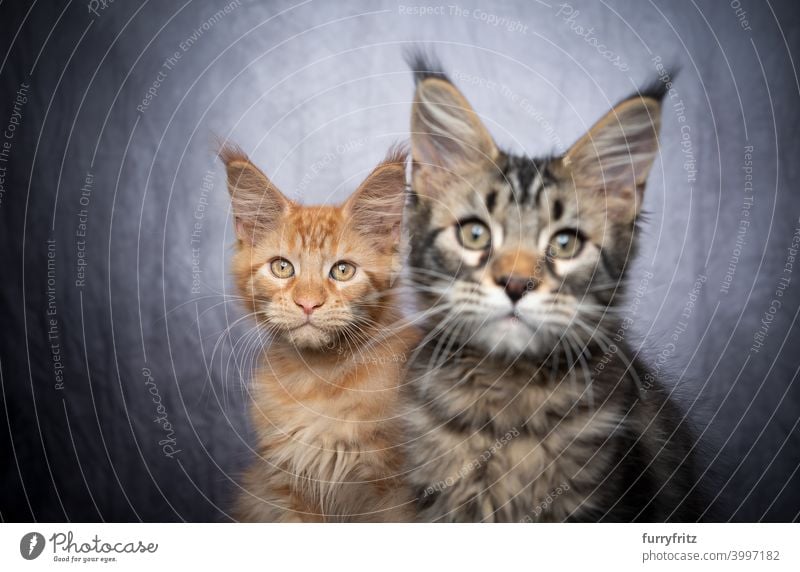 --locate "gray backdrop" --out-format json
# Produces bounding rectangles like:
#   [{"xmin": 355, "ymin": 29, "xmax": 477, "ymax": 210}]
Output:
[{"xmin": 1, "ymin": 0, "xmax": 799, "ymax": 521}]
